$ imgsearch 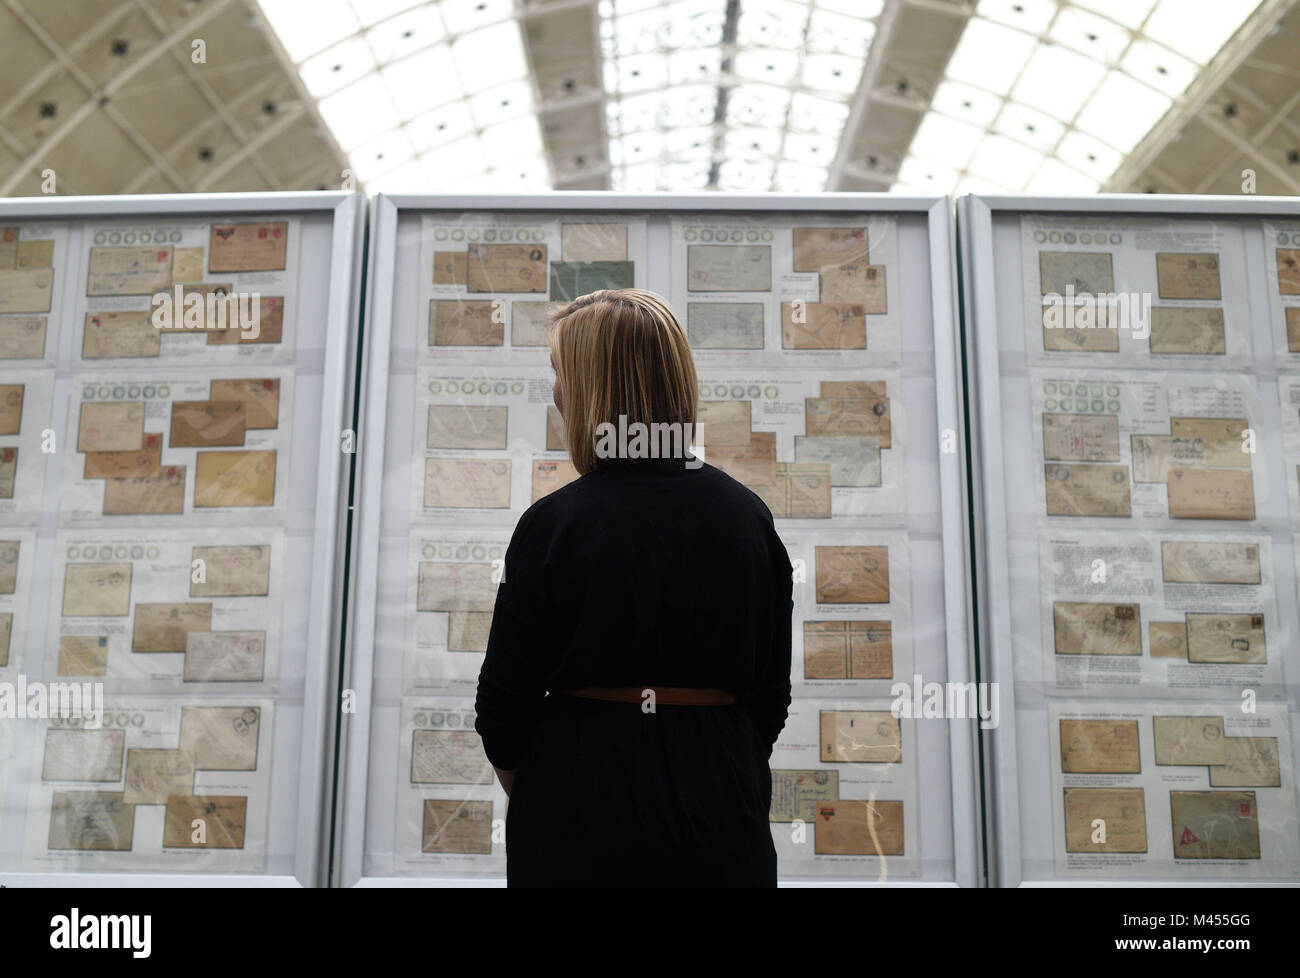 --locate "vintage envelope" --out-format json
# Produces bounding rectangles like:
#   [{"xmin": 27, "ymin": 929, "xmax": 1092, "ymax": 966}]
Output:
[
  {"xmin": 0, "ymin": 446, "xmax": 14, "ymax": 498},
  {"xmin": 1130, "ymin": 434, "xmax": 1206, "ymax": 482},
  {"xmin": 1288, "ymin": 307, "xmax": 1300, "ymax": 352},
  {"xmin": 1039, "ymin": 251, "xmax": 1114, "ymax": 295},
  {"xmin": 1160, "ymin": 540, "xmax": 1260, "ymax": 584},
  {"xmin": 16, "ymin": 239, "xmax": 53, "ymax": 268},
  {"xmin": 820, "ymin": 380, "xmax": 887, "ymax": 398},
  {"xmin": 191, "ymin": 544, "xmax": 271, "ymax": 597},
  {"xmin": 184, "ymin": 630, "xmax": 266, "ymax": 682},
  {"xmin": 87, "ymin": 246, "xmax": 171, "ymax": 296},
  {"xmin": 0, "ymin": 315, "xmax": 47, "ymax": 358},
  {"xmin": 1153, "ymin": 715, "xmax": 1227, "ymax": 766},
  {"xmin": 562, "ymin": 223, "xmax": 628, "ymax": 262},
  {"xmin": 171, "ymin": 246, "xmax": 204, "ymax": 282},
  {"xmin": 1185, "ymin": 612, "xmax": 1266, "ymax": 664},
  {"xmin": 1167, "ymin": 417, "xmax": 1250, "ymax": 467},
  {"xmin": 1166, "ymin": 467, "xmax": 1254, "ymax": 520},
  {"xmin": 170, "ymin": 400, "xmax": 247, "ymax": 447},
  {"xmin": 208, "ymin": 221, "xmax": 288, "ymax": 272},
  {"xmin": 709, "ymin": 431, "xmax": 776, "ymax": 486},
  {"xmin": 780, "ymin": 301, "xmax": 866, "ymax": 349},
  {"xmin": 0, "ymin": 614, "xmax": 8, "ymax": 666},
  {"xmin": 816, "ymin": 545, "xmax": 889, "ymax": 604},
  {"xmin": 179, "ymin": 705, "xmax": 261, "ymax": 770},
  {"xmin": 194, "ymin": 450, "xmax": 276, "ymax": 508},
  {"xmin": 545, "ymin": 404, "xmax": 566, "ymax": 452},
  {"xmin": 792, "ymin": 227, "xmax": 869, "ymax": 271},
  {"xmin": 751, "ymin": 462, "xmax": 831, "ymax": 518},
  {"xmin": 424, "ymin": 458, "xmax": 511, "ymax": 509},
  {"xmin": 1148, "ymin": 621, "xmax": 1188, "ymax": 658},
  {"xmin": 131, "ymin": 601, "xmax": 213, "ymax": 653},
  {"xmin": 0, "ymin": 227, "xmax": 15, "ymax": 267},
  {"xmin": 1052, "ymin": 601, "xmax": 1141, "ymax": 656},
  {"xmin": 805, "ymin": 396, "xmax": 890, "ymax": 446},
  {"xmin": 465, "ymin": 243, "xmax": 547, "ymax": 293},
  {"xmin": 206, "ymin": 295, "xmax": 284, "ymax": 345},
  {"xmin": 209, "ymin": 378, "xmax": 280, "ymax": 429},
  {"xmin": 1059, "ymin": 719, "xmax": 1141, "ymax": 773},
  {"xmin": 102, "ymin": 465, "xmax": 186, "ymax": 515},
  {"xmin": 697, "ymin": 400, "xmax": 751, "ymax": 446},
  {"xmin": 686, "ymin": 302, "xmax": 765, "ymax": 349},
  {"xmin": 448, "ymin": 610, "xmax": 493, "ymax": 651},
  {"xmin": 511, "ymin": 300, "xmax": 561, "ymax": 347},
  {"xmin": 422, "ymin": 799, "xmax": 493, "ymax": 854},
  {"xmin": 78, "ymin": 401, "xmax": 144, "ymax": 453},
  {"xmin": 1169, "ymin": 790, "xmax": 1260, "ymax": 859},
  {"xmin": 1042, "ymin": 413, "xmax": 1120, "ymax": 462},
  {"xmin": 432, "ymin": 250, "xmax": 467, "ymax": 285},
  {"xmin": 794, "ymin": 436, "xmax": 881, "ymax": 487},
  {"xmin": 48, "ymin": 791, "xmax": 134, "ymax": 851},
  {"xmin": 0, "ymin": 267, "xmax": 53, "ymax": 313},
  {"xmin": 84, "ymin": 432, "xmax": 162, "ymax": 479},
  {"xmin": 62, "ymin": 562, "xmax": 132, "ymax": 616},
  {"xmin": 82, "ymin": 310, "xmax": 160, "ymax": 358},
  {"xmin": 531, "ymin": 458, "xmax": 579, "ymax": 502},
  {"xmin": 1148, "ymin": 306, "xmax": 1226, "ymax": 355},
  {"xmin": 123, "ymin": 748, "xmax": 195, "ymax": 805},
  {"xmin": 0, "ymin": 538, "xmax": 17, "ymax": 593},
  {"xmin": 1156, "ymin": 252, "xmax": 1221, "ymax": 300},
  {"xmin": 1209, "ymin": 737, "xmax": 1281, "ymax": 788},
  {"xmin": 416, "ymin": 561, "xmax": 497, "ymax": 613},
  {"xmin": 820, "ymin": 710, "xmax": 902, "ymax": 763},
  {"xmin": 769, "ymin": 769, "xmax": 839, "ymax": 822},
  {"xmin": 1043, "ymin": 463, "xmax": 1131, "ymax": 517},
  {"xmin": 427, "ymin": 405, "xmax": 508, "ymax": 450},
  {"xmin": 163, "ymin": 795, "xmax": 248, "ymax": 848},
  {"xmin": 802, "ymin": 620, "xmax": 891, "ymax": 680},
  {"xmin": 57, "ymin": 635, "xmax": 109, "ymax": 676},
  {"xmin": 548, "ymin": 260, "xmax": 634, "ymax": 302},
  {"xmin": 820, "ymin": 262, "xmax": 886, "ymax": 313},
  {"xmin": 430, "ymin": 299, "xmax": 503, "ymax": 346},
  {"xmin": 42, "ymin": 728, "xmax": 125, "ymax": 782},
  {"xmin": 1277, "ymin": 248, "xmax": 1300, "ymax": 294},
  {"xmin": 814, "ymin": 799, "xmax": 904, "ymax": 856},
  {"xmin": 411, "ymin": 730, "xmax": 493, "ymax": 785},
  {"xmin": 0, "ymin": 384, "xmax": 21, "ymax": 435},
  {"xmin": 686, "ymin": 244, "xmax": 772, "ymax": 292},
  {"xmin": 1041, "ymin": 302, "xmax": 1119, "ymax": 352},
  {"xmin": 1063, "ymin": 787, "xmax": 1147, "ymax": 853}
]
